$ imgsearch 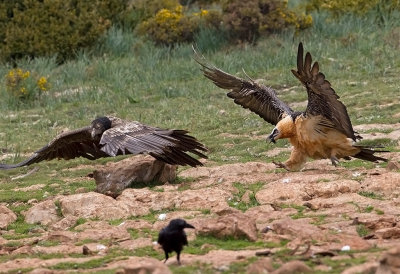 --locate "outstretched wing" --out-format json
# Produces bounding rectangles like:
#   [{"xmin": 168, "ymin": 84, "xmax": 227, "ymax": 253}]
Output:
[
  {"xmin": 193, "ymin": 47, "xmax": 293, "ymax": 126},
  {"xmin": 99, "ymin": 120, "xmax": 207, "ymax": 167},
  {"xmin": 0, "ymin": 126, "xmax": 108, "ymax": 169},
  {"xmin": 291, "ymin": 43, "xmax": 360, "ymax": 141}
]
